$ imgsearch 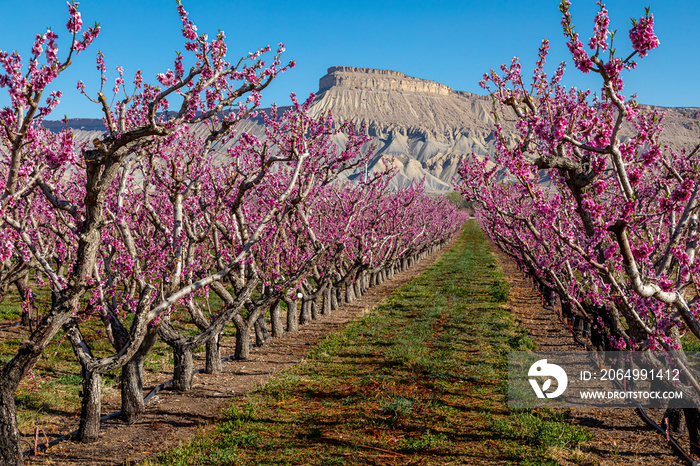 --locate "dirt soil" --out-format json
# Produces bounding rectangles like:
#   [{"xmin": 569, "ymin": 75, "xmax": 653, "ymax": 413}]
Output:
[{"xmin": 16, "ymin": 233, "xmax": 689, "ymax": 465}]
